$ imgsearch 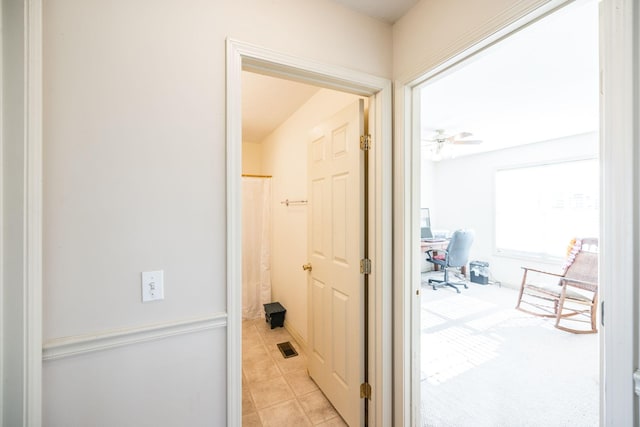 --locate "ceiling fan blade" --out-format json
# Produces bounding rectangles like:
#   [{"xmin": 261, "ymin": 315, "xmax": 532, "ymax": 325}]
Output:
[{"xmin": 451, "ymin": 131, "xmax": 473, "ymax": 140}]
